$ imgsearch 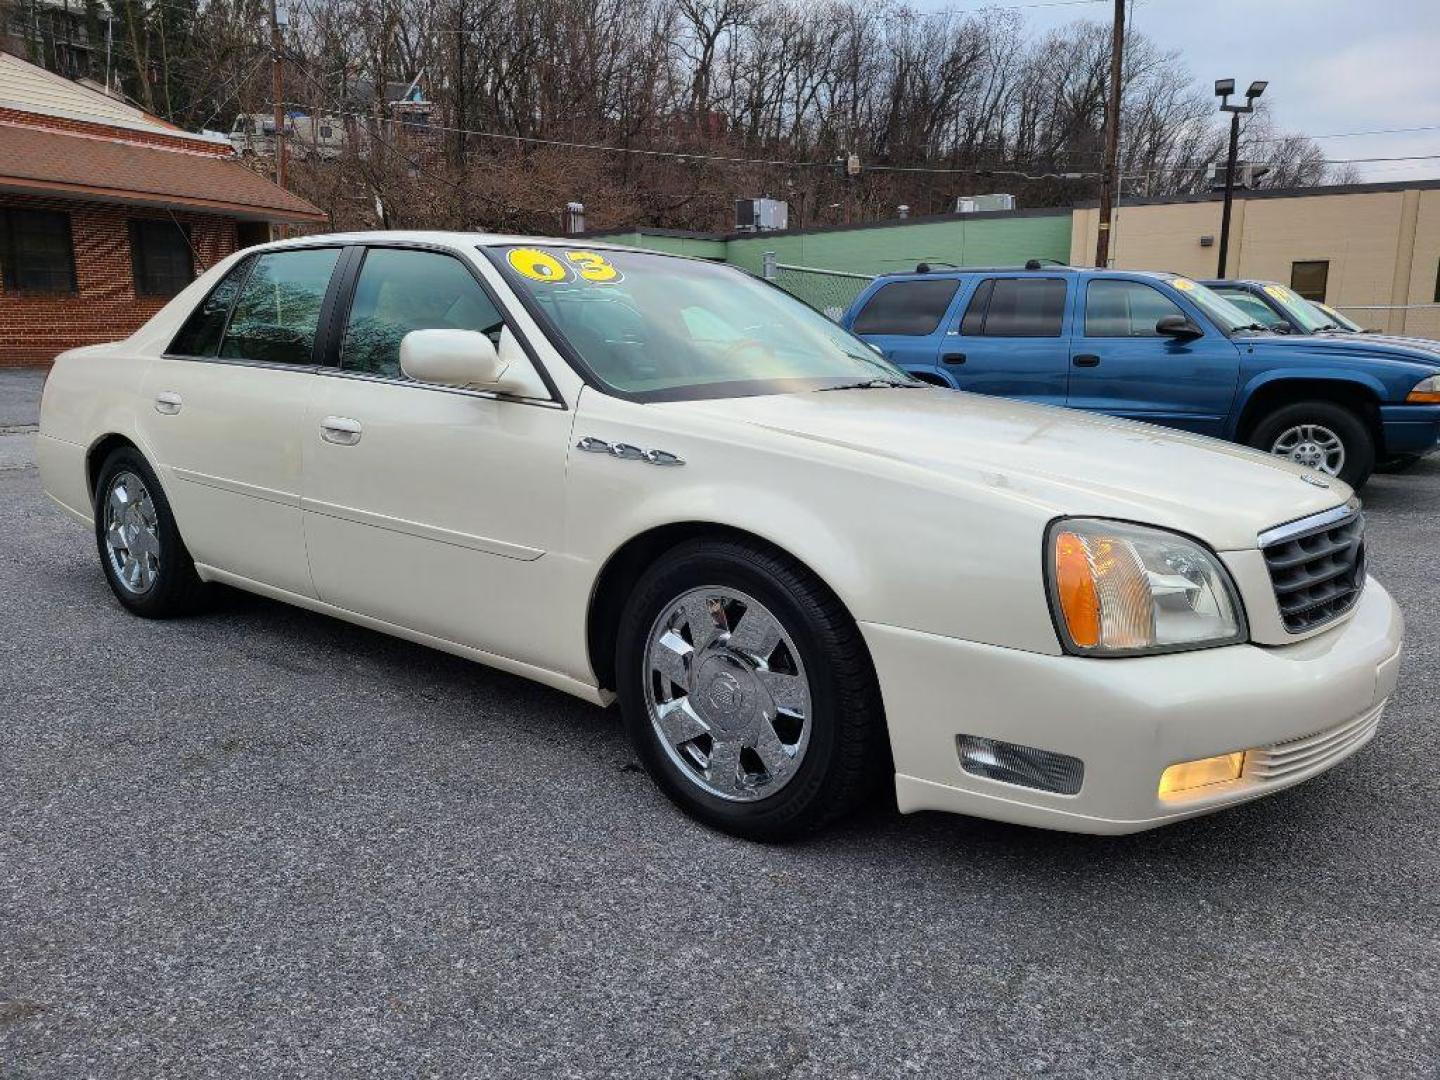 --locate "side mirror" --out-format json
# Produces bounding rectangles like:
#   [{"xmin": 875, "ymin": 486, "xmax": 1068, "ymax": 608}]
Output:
[
  {"xmin": 400, "ymin": 329, "xmax": 530, "ymax": 394},
  {"xmin": 1155, "ymin": 314, "xmax": 1203, "ymax": 339}
]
